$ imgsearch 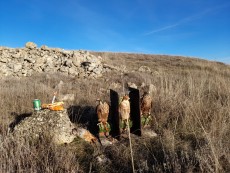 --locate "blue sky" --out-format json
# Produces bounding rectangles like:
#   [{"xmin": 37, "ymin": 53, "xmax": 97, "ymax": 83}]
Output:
[{"xmin": 0, "ymin": 0, "xmax": 230, "ymax": 64}]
